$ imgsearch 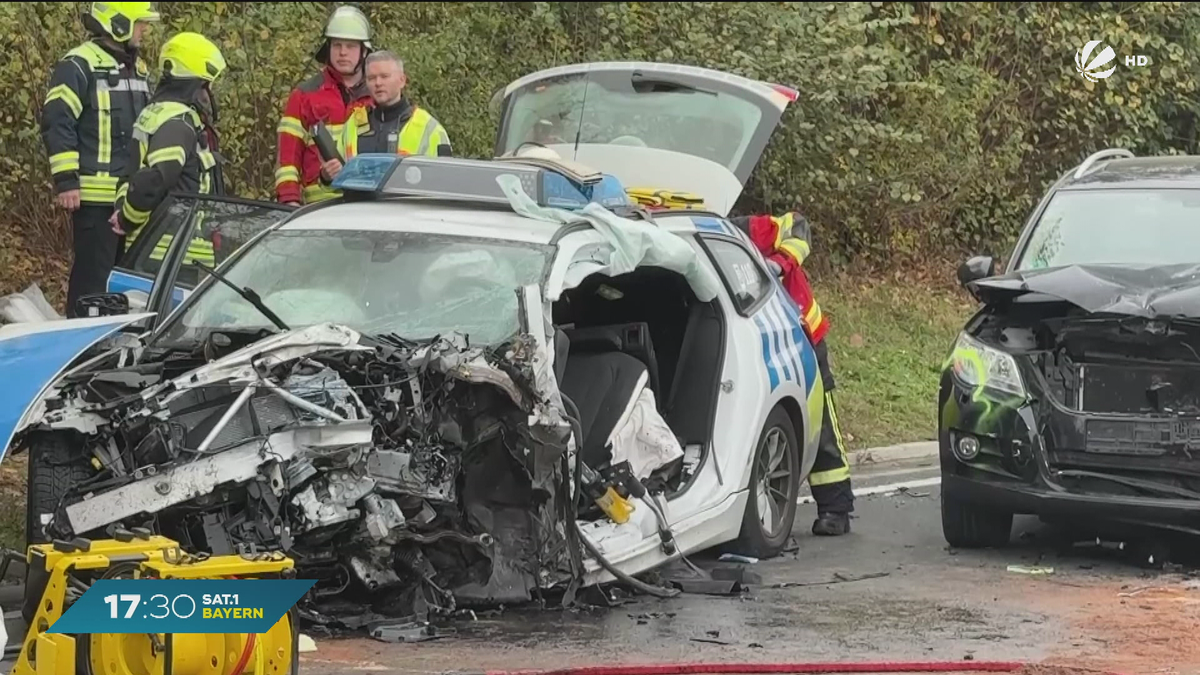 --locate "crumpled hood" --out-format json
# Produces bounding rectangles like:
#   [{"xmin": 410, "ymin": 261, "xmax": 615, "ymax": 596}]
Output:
[
  {"xmin": 0, "ymin": 314, "xmax": 153, "ymax": 462},
  {"xmin": 969, "ymin": 263, "xmax": 1200, "ymax": 318}
]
